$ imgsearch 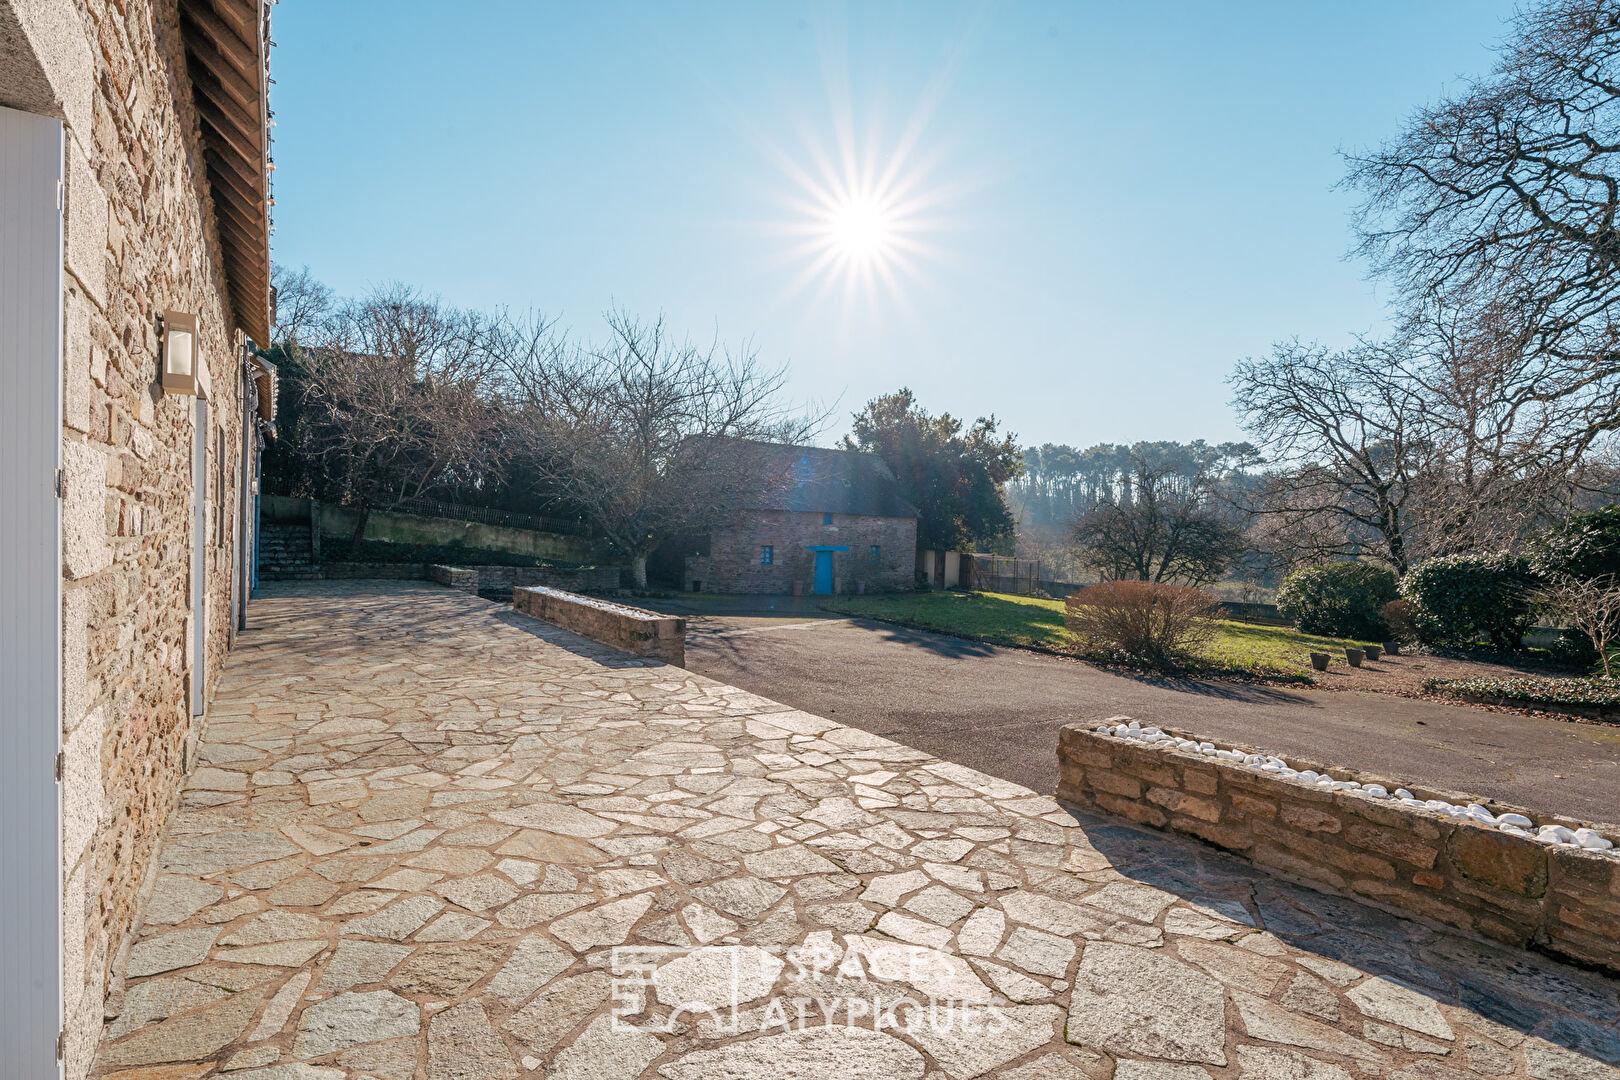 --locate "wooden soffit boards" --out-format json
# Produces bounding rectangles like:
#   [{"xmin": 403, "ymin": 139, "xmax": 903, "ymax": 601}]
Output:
[{"xmin": 178, "ymin": 0, "xmax": 271, "ymax": 344}]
